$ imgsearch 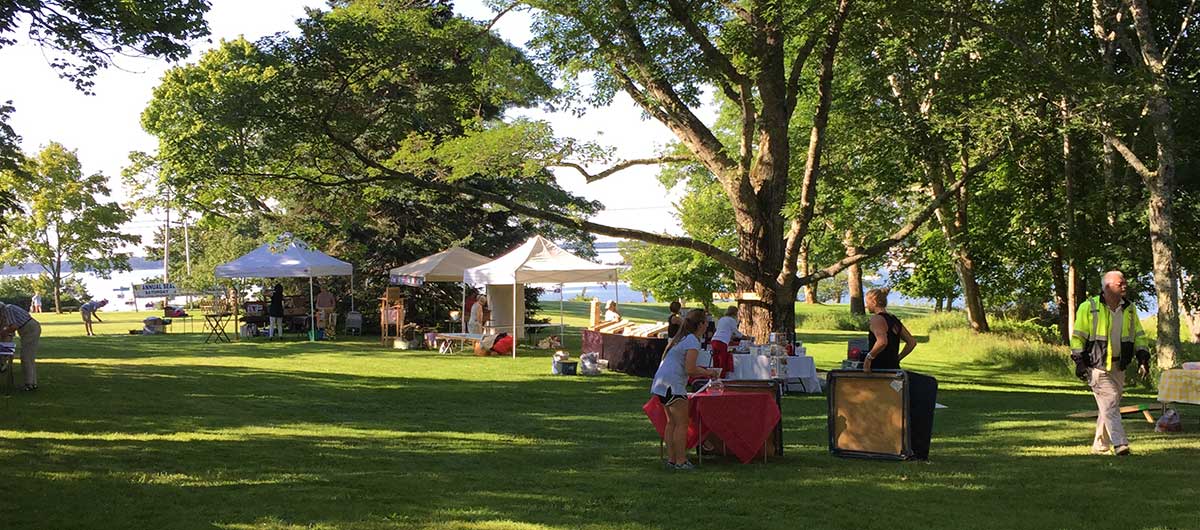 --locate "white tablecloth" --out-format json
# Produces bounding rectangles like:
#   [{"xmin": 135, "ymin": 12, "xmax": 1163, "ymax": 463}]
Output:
[
  {"xmin": 696, "ymin": 350, "xmax": 821, "ymax": 393},
  {"xmin": 730, "ymin": 353, "xmax": 821, "ymax": 393}
]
